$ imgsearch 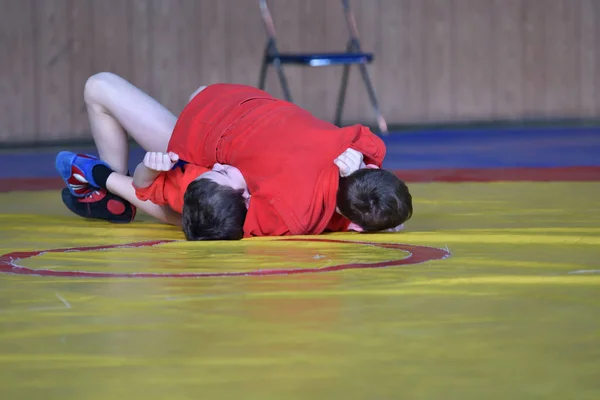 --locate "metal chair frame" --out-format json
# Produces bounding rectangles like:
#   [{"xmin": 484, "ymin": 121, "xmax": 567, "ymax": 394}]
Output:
[{"xmin": 257, "ymin": 0, "xmax": 388, "ymax": 133}]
